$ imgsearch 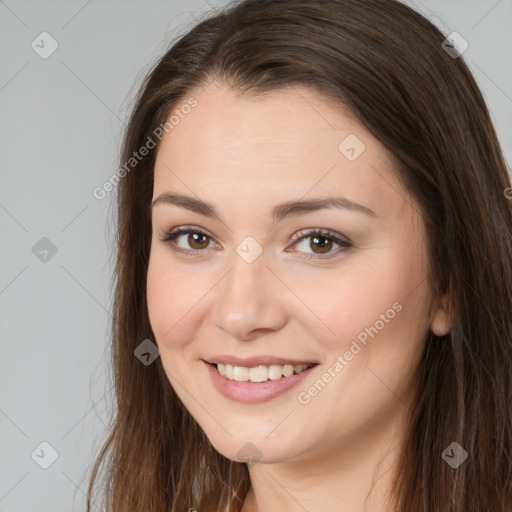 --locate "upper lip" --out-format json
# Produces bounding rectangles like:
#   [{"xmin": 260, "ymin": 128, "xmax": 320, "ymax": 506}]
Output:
[{"xmin": 205, "ymin": 355, "xmax": 319, "ymax": 367}]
